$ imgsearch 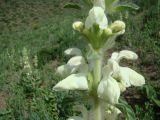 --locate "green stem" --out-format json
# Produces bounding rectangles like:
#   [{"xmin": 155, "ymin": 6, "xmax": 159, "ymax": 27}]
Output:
[
  {"xmin": 93, "ymin": 51, "xmax": 102, "ymax": 88},
  {"xmin": 93, "ymin": 98, "xmax": 102, "ymax": 120},
  {"xmin": 92, "ymin": 50, "xmax": 103, "ymax": 120}
]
